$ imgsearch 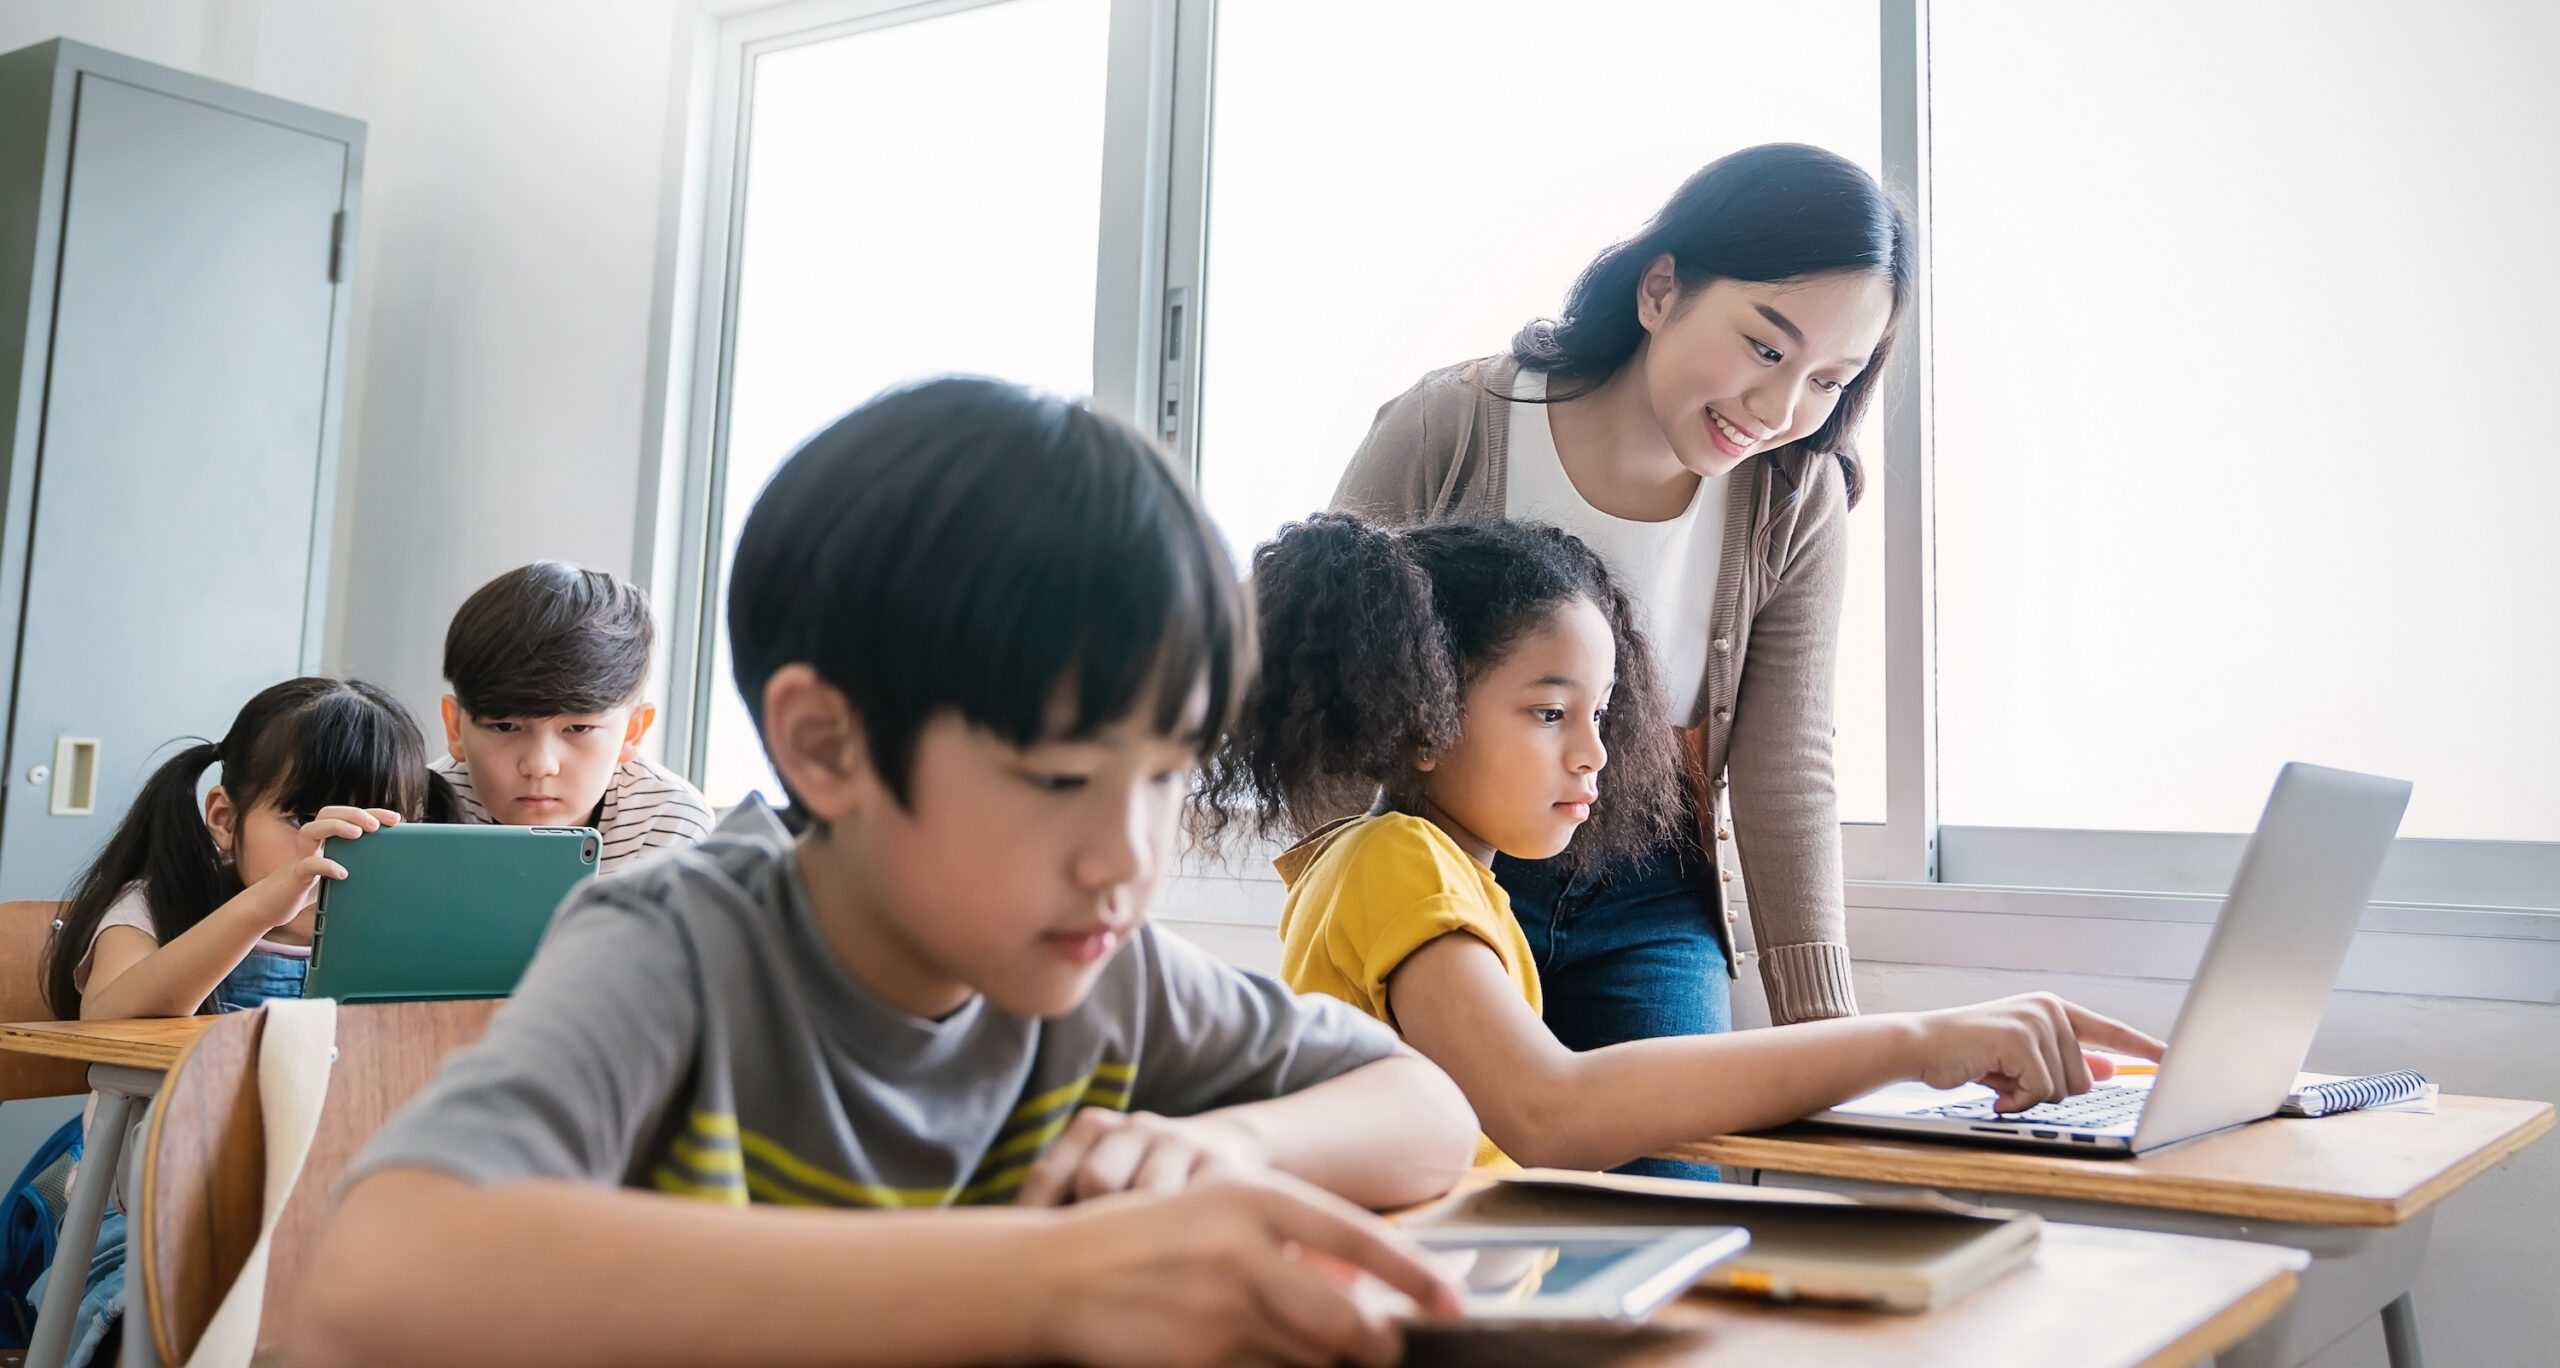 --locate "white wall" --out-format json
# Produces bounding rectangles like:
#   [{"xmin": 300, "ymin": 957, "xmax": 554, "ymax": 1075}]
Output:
[
  {"xmin": 310, "ymin": 0, "xmax": 691, "ymax": 727},
  {"xmin": 0, "ymin": 0, "xmax": 694, "ymax": 732},
  {"xmin": 0, "ymin": 1, "xmax": 237, "ymax": 78}
]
